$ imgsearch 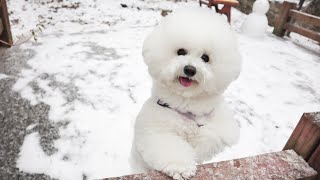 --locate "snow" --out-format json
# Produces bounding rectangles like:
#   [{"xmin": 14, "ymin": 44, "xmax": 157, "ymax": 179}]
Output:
[
  {"xmin": 7, "ymin": 0, "xmax": 320, "ymax": 179},
  {"xmin": 0, "ymin": 73, "xmax": 9, "ymax": 80},
  {"xmin": 26, "ymin": 123, "xmax": 37, "ymax": 131}
]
